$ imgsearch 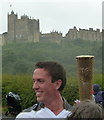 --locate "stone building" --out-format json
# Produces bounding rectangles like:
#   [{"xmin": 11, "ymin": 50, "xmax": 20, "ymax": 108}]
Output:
[
  {"xmin": 3, "ymin": 11, "xmax": 40, "ymax": 44},
  {"xmin": 1, "ymin": 11, "xmax": 102, "ymax": 45},
  {"xmin": 40, "ymin": 31, "xmax": 63, "ymax": 44},
  {"xmin": 65, "ymin": 26, "xmax": 102, "ymax": 41},
  {"xmin": 0, "ymin": 34, "xmax": 2, "ymax": 46}
]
